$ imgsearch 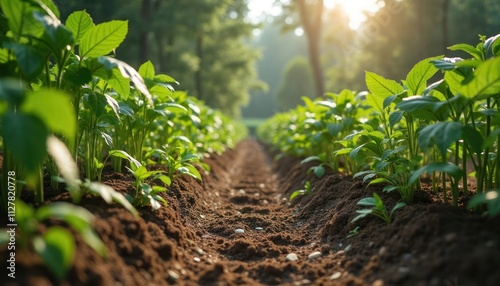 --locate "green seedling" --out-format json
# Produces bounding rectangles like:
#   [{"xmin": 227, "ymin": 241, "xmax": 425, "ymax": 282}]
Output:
[
  {"xmin": 290, "ymin": 181, "xmax": 312, "ymax": 201},
  {"xmin": 352, "ymin": 192, "xmax": 406, "ymax": 224}
]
